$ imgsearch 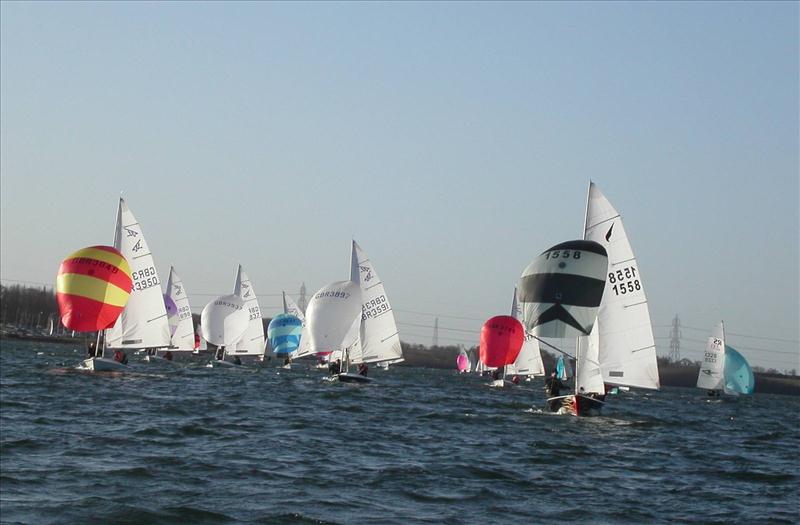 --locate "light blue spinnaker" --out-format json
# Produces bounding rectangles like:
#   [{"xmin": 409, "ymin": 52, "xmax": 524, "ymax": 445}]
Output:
[
  {"xmin": 267, "ymin": 314, "xmax": 303, "ymax": 357},
  {"xmin": 724, "ymin": 345, "xmax": 754, "ymax": 395},
  {"xmin": 555, "ymin": 355, "xmax": 572, "ymax": 381}
]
